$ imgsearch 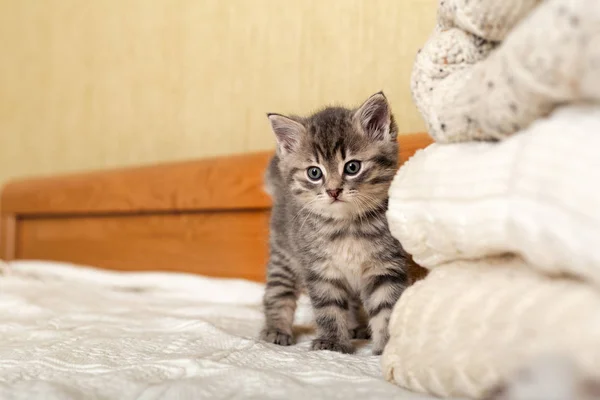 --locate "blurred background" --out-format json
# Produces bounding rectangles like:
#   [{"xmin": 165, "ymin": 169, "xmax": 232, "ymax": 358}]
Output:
[{"xmin": 0, "ymin": 0, "xmax": 436, "ymax": 187}]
